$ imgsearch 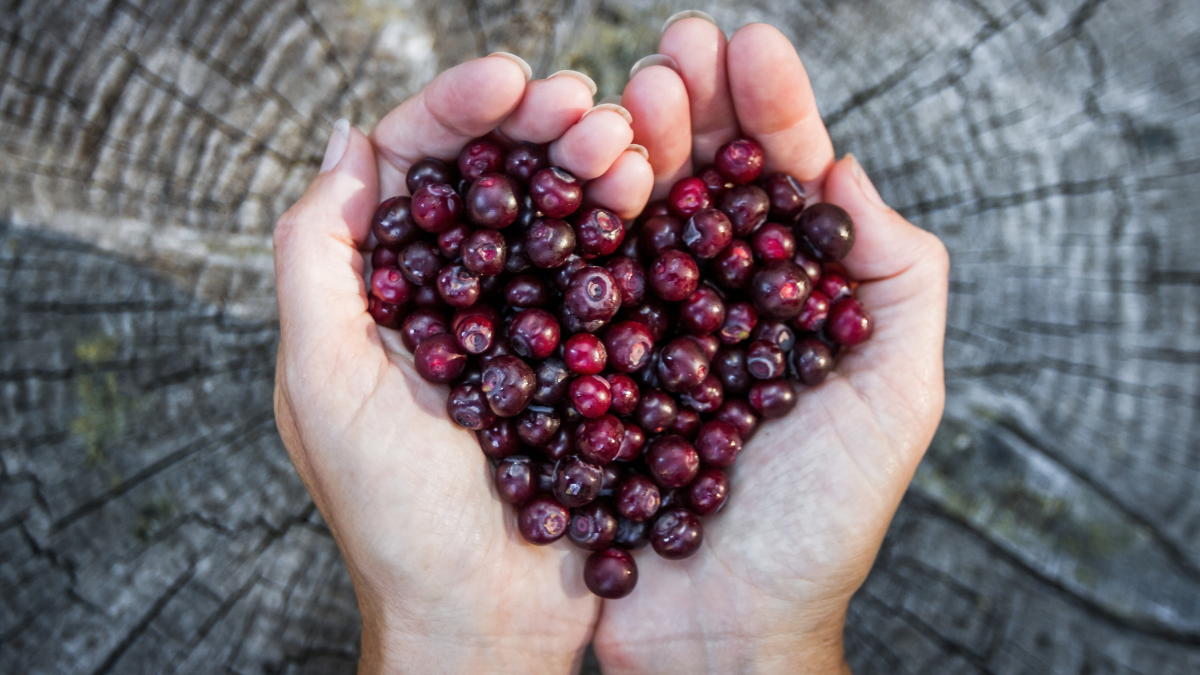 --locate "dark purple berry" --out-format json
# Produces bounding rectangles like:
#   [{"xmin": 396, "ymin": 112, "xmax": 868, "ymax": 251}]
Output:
[
  {"xmin": 436, "ymin": 264, "xmax": 481, "ymax": 308},
  {"xmin": 649, "ymin": 250, "xmax": 700, "ymax": 302},
  {"xmin": 564, "ymin": 333, "xmax": 607, "ymax": 375},
  {"xmin": 797, "ymin": 203, "xmax": 855, "ymax": 261},
  {"xmin": 617, "ymin": 475, "xmax": 661, "ymax": 522},
  {"xmin": 639, "ymin": 214, "xmax": 683, "ymax": 259},
  {"xmin": 477, "ymin": 418, "xmax": 521, "ymax": 459},
  {"xmin": 656, "ymin": 337, "xmax": 710, "ymax": 393},
  {"xmin": 553, "ymin": 455, "xmax": 603, "ymax": 508},
  {"xmin": 646, "ymin": 435, "xmax": 700, "ymax": 488},
  {"xmin": 680, "ymin": 286, "xmax": 726, "ymax": 335},
  {"xmin": 828, "ymin": 298, "xmax": 873, "ymax": 346},
  {"xmin": 751, "ymin": 261, "xmax": 812, "ymax": 320},
  {"xmin": 529, "ymin": 167, "xmax": 583, "ymax": 218},
  {"xmin": 451, "ymin": 306, "xmax": 498, "ymax": 354},
  {"xmin": 371, "ymin": 245, "xmax": 400, "ymax": 271},
  {"xmin": 526, "ymin": 218, "xmax": 577, "ymax": 269},
  {"xmin": 399, "ymin": 241, "xmax": 442, "ymax": 286},
  {"xmin": 566, "ymin": 266, "xmax": 622, "ymax": 322},
  {"xmin": 698, "ymin": 165, "xmax": 729, "ymax": 198},
  {"xmin": 495, "ymin": 455, "xmax": 537, "ymax": 505},
  {"xmin": 411, "ymin": 183, "xmax": 462, "ymax": 233},
  {"xmin": 792, "ymin": 290, "xmax": 830, "ymax": 333},
  {"xmin": 687, "ymin": 467, "xmax": 729, "ymax": 516},
  {"xmin": 516, "ymin": 405, "xmax": 561, "ymax": 447},
  {"xmin": 752, "ymin": 320, "xmax": 797, "ymax": 353},
  {"xmin": 716, "ymin": 399, "xmax": 759, "ymax": 441},
  {"xmin": 713, "ymin": 347, "xmax": 752, "ymax": 395},
  {"xmin": 680, "ymin": 374, "xmax": 724, "ymax": 414},
  {"xmin": 368, "ymin": 296, "xmax": 401, "ymax": 328},
  {"xmin": 481, "ymin": 355, "xmax": 536, "ymax": 417},
  {"xmin": 606, "ymin": 373, "xmax": 640, "ymax": 416},
  {"xmin": 746, "ymin": 339, "xmax": 786, "ymax": 379},
  {"xmin": 413, "ymin": 333, "xmax": 466, "ymax": 383},
  {"xmin": 370, "ymin": 267, "xmax": 412, "ymax": 305},
  {"xmin": 569, "ymin": 375, "xmax": 612, "ymax": 418},
  {"xmin": 667, "ymin": 177, "xmax": 712, "ymax": 220},
  {"xmin": 719, "ymin": 302, "xmax": 758, "ymax": 345},
  {"xmin": 466, "ymin": 174, "xmax": 519, "ymax": 229},
  {"xmin": 752, "ymin": 222, "xmax": 796, "ymax": 263},
  {"xmin": 518, "ymin": 495, "xmax": 569, "ymax": 544},
  {"xmin": 792, "ymin": 338, "xmax": 834, "ymax": 386},
  {"xmin": 615, "ymin": 423, "xmax": 646, "ymax": 461},
  {"xmin": 669, "ymin": 409, "xmax": 701, "ymax": 440},
  {"xmin": 634, "ymin": 389, "xmax": 677, "ymax": 434},
  {"xmin": 400, "ymin": 309, "xmax": 449, "ymax": 351},
  {"xmin": 817, "ymin": 272, "xmax": 852, "ymax": 304},
  {"xmin": 504, "ymin": 274, "xmax": 548, "ymax": 308},
  {"xmin": 683, "ymin": 208, "xmax": 733, "ymax": 259},
  {"xmin": 436, "ymin": 223, "xmax": 470, "ymax": 259},
  {"xmin": 651, "ymin": 508, "xmax": 703, "ymax": 559},
  {"xmin": 575, "ymin": 414, "xmax": 624, "ymax": 465},
  {"xmin": 371, "ymin": 196, "xmax": 419, "ymax": 247},
  {"xmin": 762, "ymin": 173, "xmax": 806, "ymax": 221},
  {"xmin": 614, "ymin": 517, "xmax": 649, "ymax": 549},
  {"xmin": 461, "ymin": 229, "xmax": 507, "ymax": 275},
  {"xmin": 533, "ymin": 358, "xmax": 571, "ymax": 405},
  {"xmin": 544, "ymin": 426, "xmax": 575, "ymax": 462},
  {"xmin": 696, "ymin": 420, "xmax": 742, "ymax": 467},
  {"xmin": 719, "ymin": 184, "xmax": 770, "ymax": 237},
  {"xmin": 748, "ymin": 378, "xmax": 797, "ymax": 419},
  {"xmin": 407, "ymin": 158, "xmax": 455, "ymax": 194},
  {"xmin": 625, "ymin": 300, "xmax": 671, "ymax": 343},
  {"xmin": 505, "ymin": 143, "xmax": 549, "ymax": 185},
  {"xmin": 605, "ymin": 257, "xmax": 646, "ymax": 307},
  {"xmin": 509, "ymin": 309, "xmax": 561, "ymax": 360},
  {"xmin": 714, "ymin": 138, "xmax": 765, "ymax": 184},
  {"xmin": 603, "ymin": 321, "xmax": 655, "ymax": 373},
  {"xmin": 584, "ymin": 547, "xmax": 638, "ymax": 598},
  {"xmin": 711, "ymin": 239, "xmax": 756, "ymax": 289},
  {"xmin": 574, "ymin": 207, "xmax": 625, "ymax": 259},
  {"xmin": 568, "ymin": 501, "xmax": 618, "ymax": 550},
  {"xmin": 458, "ymin": 137, "xmax": 505, "ymax": 183}
]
